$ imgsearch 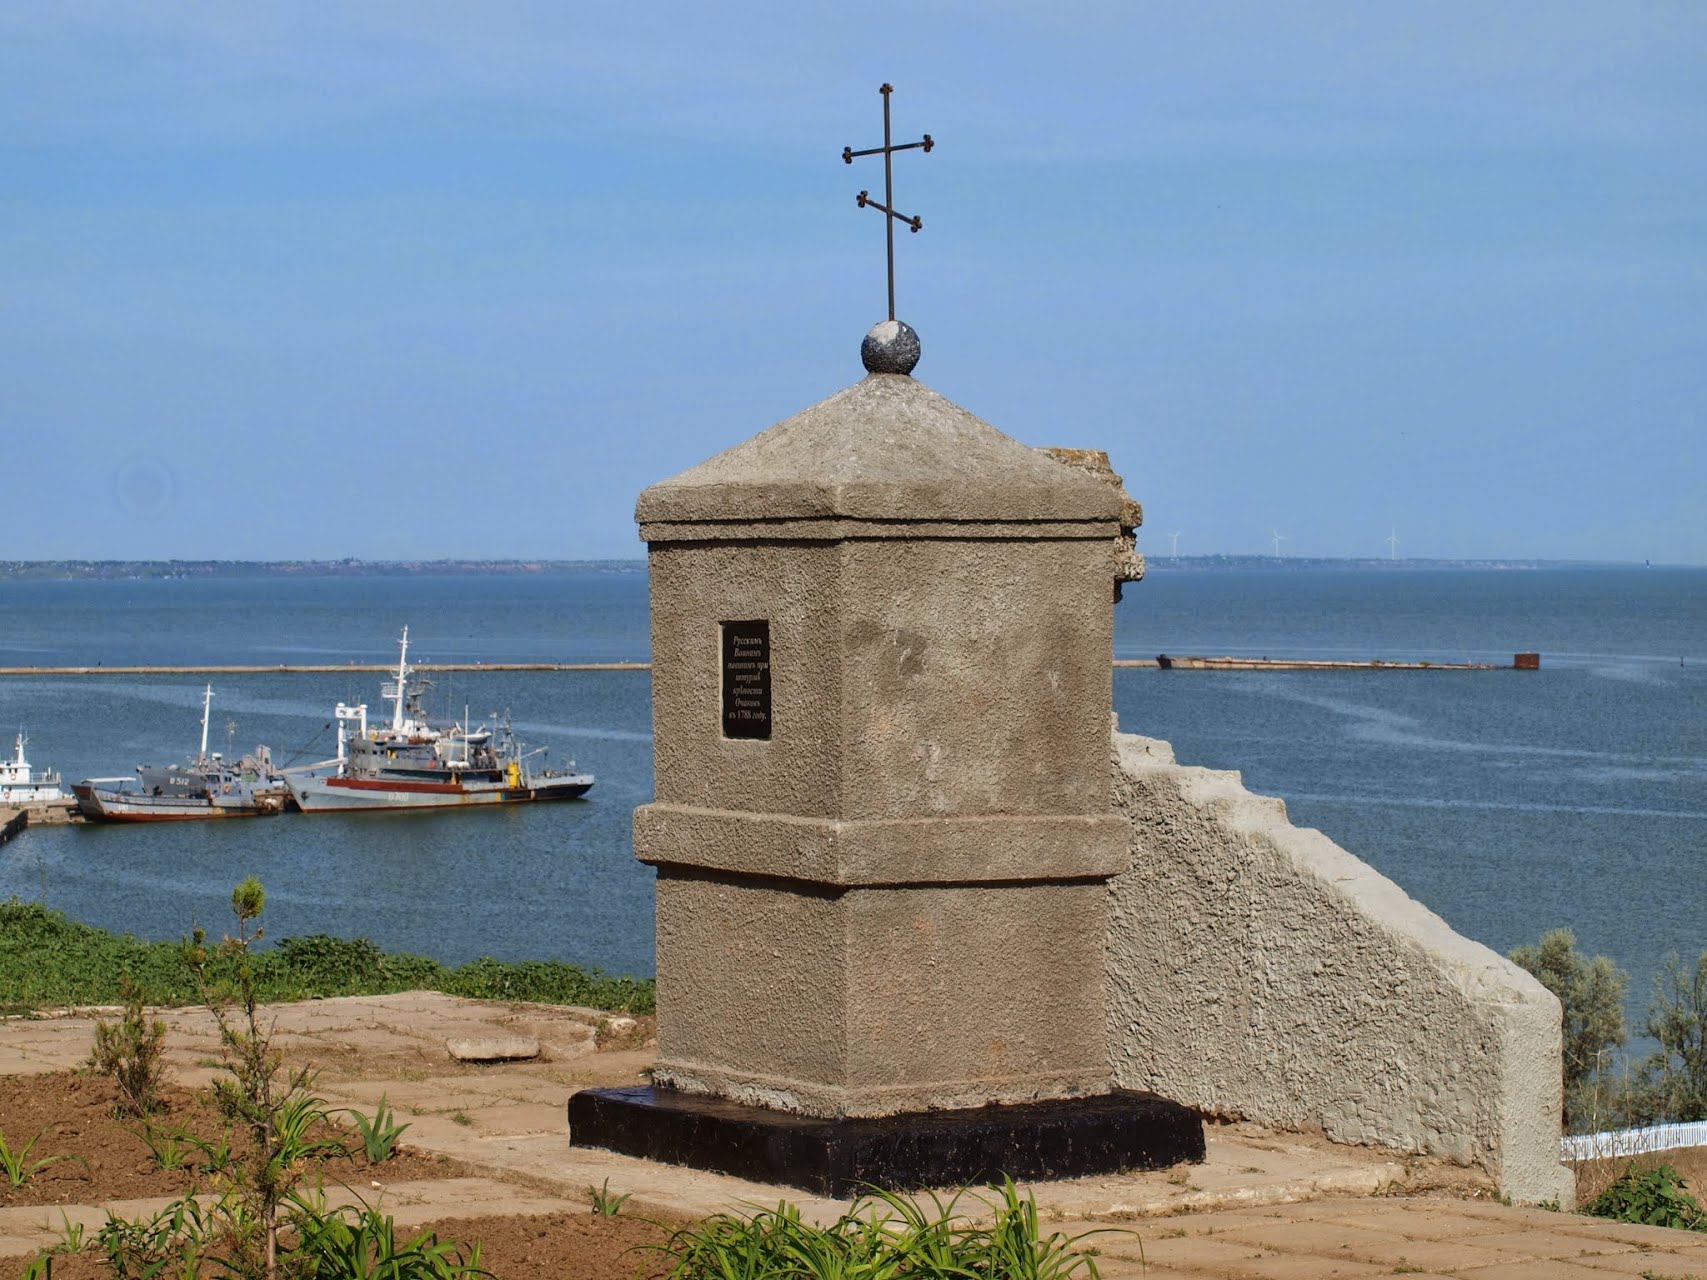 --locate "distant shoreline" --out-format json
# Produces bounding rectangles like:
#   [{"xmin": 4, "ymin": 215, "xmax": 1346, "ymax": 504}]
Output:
[{"xmin": 0, "ymin": 555, "xmax": 1690, "ymax": 582}]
